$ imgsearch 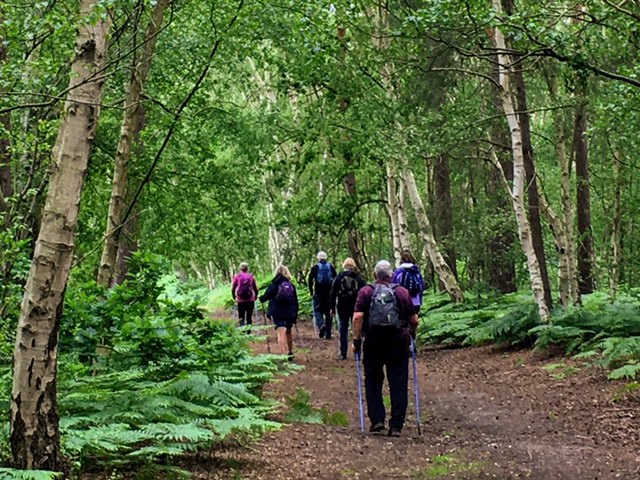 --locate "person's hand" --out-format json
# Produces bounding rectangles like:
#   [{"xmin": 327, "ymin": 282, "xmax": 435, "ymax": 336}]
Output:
[{"xmin": 352, "ymin": 338, "xmax": 362, "ymax": 354}]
